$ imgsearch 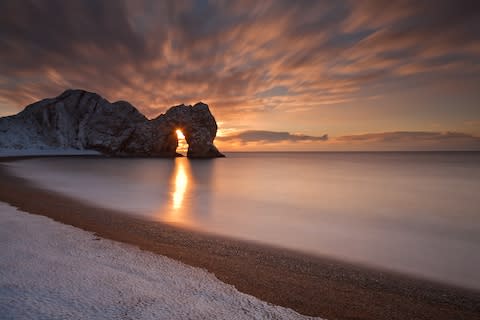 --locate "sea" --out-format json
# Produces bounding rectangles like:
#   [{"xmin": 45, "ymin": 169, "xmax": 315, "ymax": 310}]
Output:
[{"xmin": 7, "ymin": 151, "xmax": 480, "ymax": 290}]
